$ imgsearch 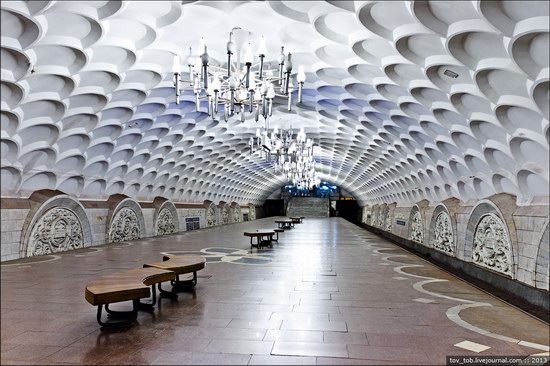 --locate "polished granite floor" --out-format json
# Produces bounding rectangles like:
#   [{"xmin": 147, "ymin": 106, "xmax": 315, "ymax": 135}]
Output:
[{"xmin": 1, "ymin": 217, "xmax": 548, "ymax": 365}]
